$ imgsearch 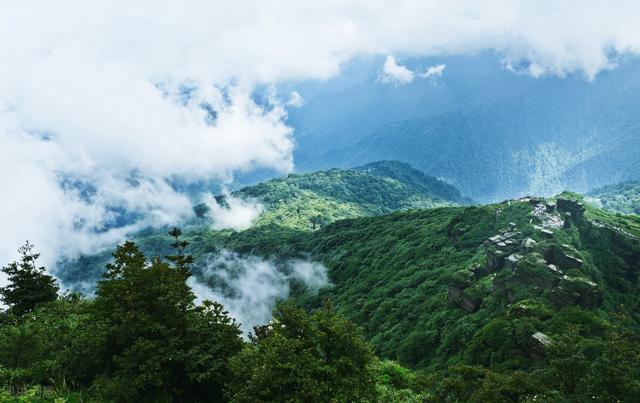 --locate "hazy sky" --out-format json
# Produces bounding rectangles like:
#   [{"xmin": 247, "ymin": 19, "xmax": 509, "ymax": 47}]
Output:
[{"xmin": 2, "ymin": 0, "xmax": 640, "ymax": 272}]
